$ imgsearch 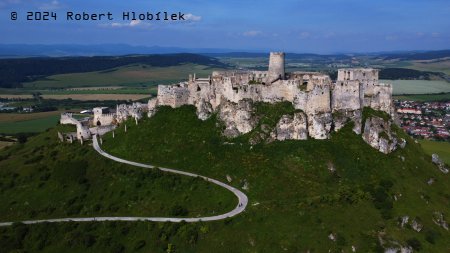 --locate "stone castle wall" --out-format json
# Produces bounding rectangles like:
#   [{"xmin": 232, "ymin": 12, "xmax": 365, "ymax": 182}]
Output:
[
  {"xmin": 153, "ymin": 53, "xmax": 394, "ymax": 141},
  {"xmin": 157, "ymin": 84, "xmax": 190, "ymax": 108},
  {"xmin": 332, "ymin": 80, "xmax": 361, "ymax": 112},
  {"xmin": 60, "ymin": 113, "xmax": 78, "ymax": 125}
]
